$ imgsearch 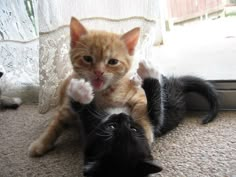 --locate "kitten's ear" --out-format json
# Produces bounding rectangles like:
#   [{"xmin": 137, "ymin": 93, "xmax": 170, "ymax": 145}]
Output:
[
  {"xmin": 0, "ymin": 72, "xmax": 3, "ymax": 78},
  {"xmin": 137, "ymin": 160, "xmax": 162, "ymax": 175},
  {"xmin": 121, "ymin": 27, "xmax": 140, "ymax": 55},
  {"xmin": 70, "ymin": 17, "xmax": 87, "ymax": 48},
  {"xmin": 83, "ymin": 161, "xmax": 99, "ymax": 176}
]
